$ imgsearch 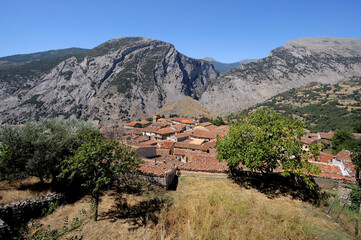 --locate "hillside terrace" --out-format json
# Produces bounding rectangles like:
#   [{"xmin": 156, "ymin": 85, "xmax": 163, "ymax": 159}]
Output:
[{"xmin": 99, "ymin": 117, "xmax": 360, "ymax": 187}]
